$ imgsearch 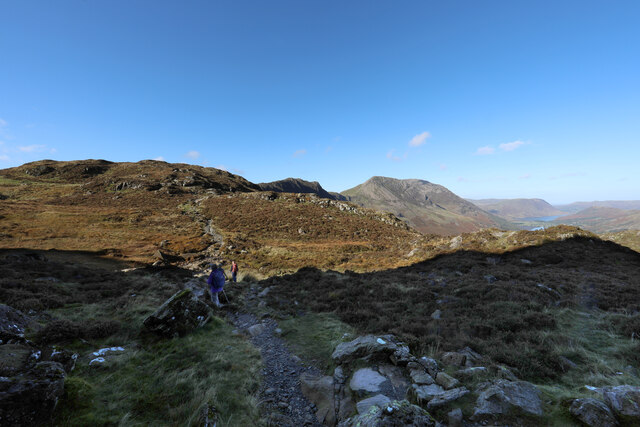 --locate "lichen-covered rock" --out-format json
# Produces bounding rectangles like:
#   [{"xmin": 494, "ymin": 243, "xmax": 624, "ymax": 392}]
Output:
[
  {"xmin": 338, "ymin": 399, "xmax": 435, "ymax": 427},
  {"xmin": 569, "ymin": 398, "xmax": 618, "ymax": 427},
  {"xmin": 601, "ymin": 385, "xmax": 640, "ymax": 423},
  {"xmin": 411, "ymin": 384, "xmax": 445, "ymax": 403},
  {"xmin": 356, "ymin": 394, "xmax": 392, "ymax": 415},
  {"xmin": 143, "ymin": 289, "xmax": 212, "ymax": 337},
  {"xmin": 332, "ymin": 335, "xmax": 412, "ymax": 366},
  {"xmin": 0, "ymin": 304, "xmax": 33, "ymax": 343},
  {"xmin": 472, "ymin": 380, "xmax": 543, "ymax": 422},
  {"xmin": 0, "ymin": 361, "xmax": 66, "ymax": 426}
]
